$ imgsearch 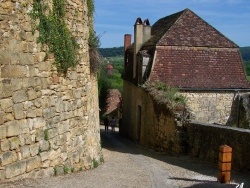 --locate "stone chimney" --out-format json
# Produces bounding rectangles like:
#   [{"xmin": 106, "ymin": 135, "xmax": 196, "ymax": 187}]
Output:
[
  {"xmin": 124, "ymin": 34, "xmax": 132, "ymax": 53},
  {"xmin": 143, "ymin": 19, "xmax": 151, "ymax": 43},
  {"xmin": 133, "ymin": 17, "xmax": 143, "ymax": 78}
]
